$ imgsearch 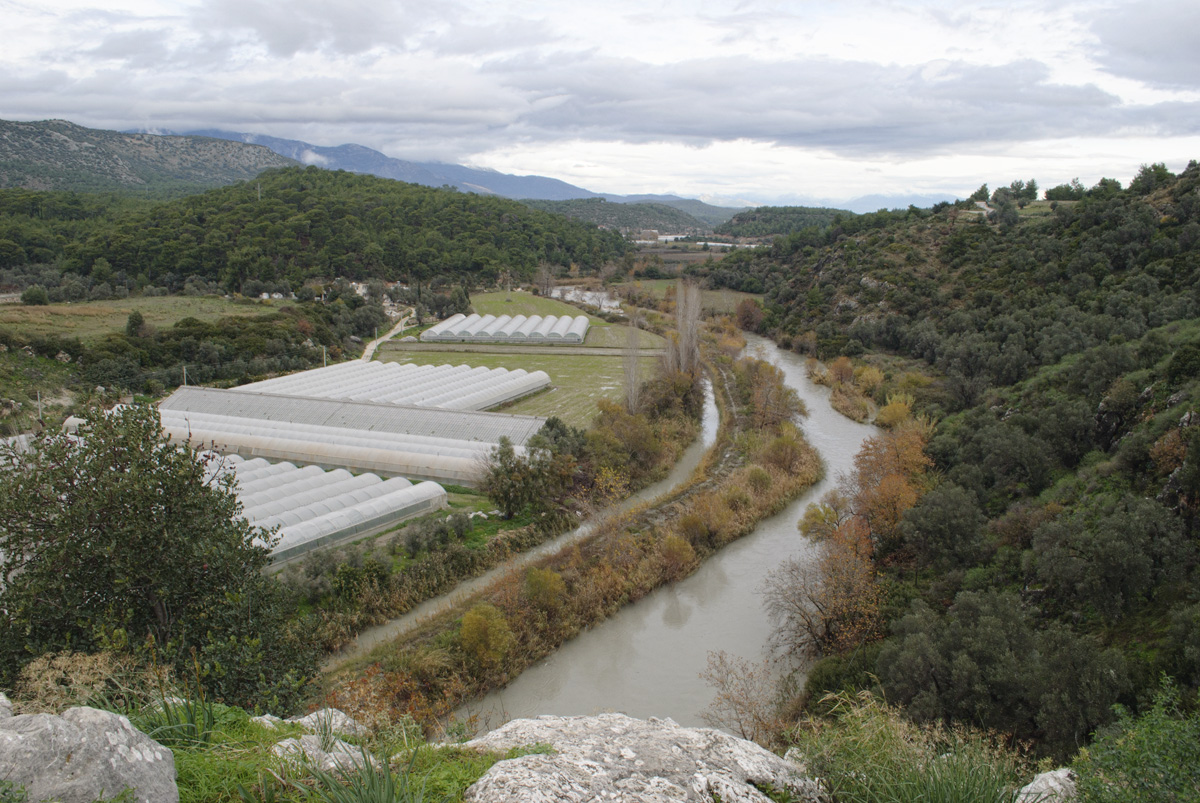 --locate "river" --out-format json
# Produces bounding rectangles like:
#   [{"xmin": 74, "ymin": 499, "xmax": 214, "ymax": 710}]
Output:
[{"xmin": 461, "ymin": 333, "xmax": 876, "ymax": 730}]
